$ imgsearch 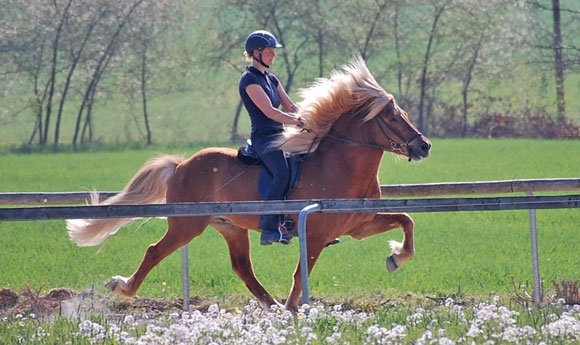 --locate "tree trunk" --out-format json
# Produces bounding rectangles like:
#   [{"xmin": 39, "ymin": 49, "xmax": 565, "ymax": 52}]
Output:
[
  {"xmin": 230, "ymin": 100, "xmax": 244, "ymax": 143},
  {"xmin": 140, "ymin": 49, "xmax": 152, "ymax": 145},
  {"xmin": 43, "ymin": 0, "xmax": 73, "ymax": 150},
  {"xmin": 394, "ymin": 4, "xmax": 403, "ymax": 98},
  {"xmin": 552, "ymin": 0, "xmax": 565, "ymax": 120},
  {"xmin": 418, "ymin": 1, "xmax": 449, "ymax": 135},
  {"xmin": 462, "ymin": 38, "xmax": 482, "ymax": 137},
  {"xmin": 418, "ymin": 18, "xmax": 437, "ymax": 134},
  {"xmin": 53, "ymin": 17, "xmax": 97, "ymax": 151}
]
